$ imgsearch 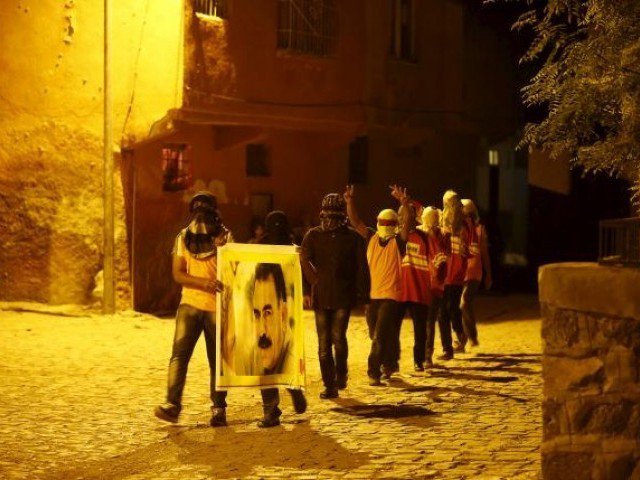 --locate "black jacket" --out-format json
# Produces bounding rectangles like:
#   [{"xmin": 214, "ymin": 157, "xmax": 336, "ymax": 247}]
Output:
[{"xmin": 300, "ymin": 225, "xmax": 370, "ymax": 309}]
